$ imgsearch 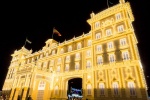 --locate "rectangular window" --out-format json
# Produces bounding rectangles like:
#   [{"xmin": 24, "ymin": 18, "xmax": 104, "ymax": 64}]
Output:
[
  {"xmin": 116, "ymin": 13, "xmax": 122, "ymax": 20},
  {"xmin": 86, "ymin": 50, "xmax": 91, "ymax": 57},
  {"xmin": 108, "ymin": 42, "xmax": 113, "ymax": 49},
  {"xmin": 106, "ymin": 29, "xmax": 112, "ymax": 36},
  {"xmin": 58, "ymin": 58, "xmax": 61, "ymax": 63},
  {"xmin": 60, "ymin": 48, "xmax": 64, "ymax": 54},
  {"xmin": 57, "ymin": 66, "xmax": 60, "ymax": 72},
  {"xmin": 95, "ymin": 21, "xmax": 100, "ymax": 28},
  {"xmin": 66, "ymin": 56, "xmax": 70, "ymax": 61},
  {"xmin": 75, "ymin": 63, "xmax": 80, "ymax": 70},
  {"xmin": 52, "ymin": 50, "xmax": 55, "ymax": 55},
  {"xmin": 96, "ymin": 45, "xmax": 102, "ymax": 52},
  {"xmin": 109, "ymin": 54, "xmax": 115, "ymax": 62},
  {"xmin": 95, "ymin": 33, "xmax": 101, "ymax": 40},
  {"xmin": 87, "ymin": 40, "xmax": 92, "ymax": 46},
  {"xmin": 86, "ymin": 60, "xmax": 91, "ymax": 68},
  {"xmin": 65, "ymin": 64, "xmax": 69, "ymax": 71},
  {"xmin": 122, "ymin": 51, "xmax": 130, "ymax": 60},
  {"xmin": 76, "ymin": 53, "xmax": 80, "ymax": 59},
  {"xmin": 120, "ymin": 38, "xmax": 127, "ymax": 46},
  {"xmin": 97, "ymin": 56, "xmax": 103, "ymax": 65},
  {"xmin": 68, "ymin": 46, "xmax": 72, "ymax": 52},
  {"xmin": 77, "ymin": 43, "xmax": 81, "ymax": 49},
  {"xmin": 117, "ymin": 25, "xmax": 124, "ymax": 32}
]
